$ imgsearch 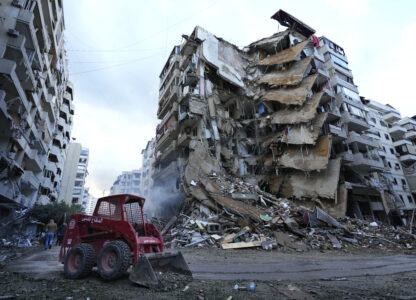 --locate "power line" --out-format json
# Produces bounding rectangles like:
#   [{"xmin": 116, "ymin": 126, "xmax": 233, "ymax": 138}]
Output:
[
  {"xmin": 69, "ymin": 52, "xmax": 163, "ymax": 76},
  {"xmin": 65, "ymin": 0, "xmax": 220, "ymax": 53},
  {"xmin": 67, "ymin": 47, "xmax": 166, "ymax": 53}
]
